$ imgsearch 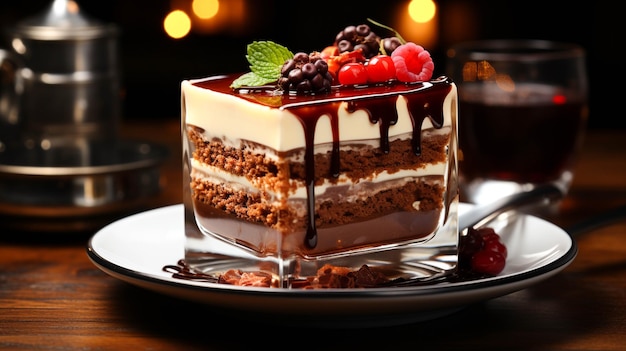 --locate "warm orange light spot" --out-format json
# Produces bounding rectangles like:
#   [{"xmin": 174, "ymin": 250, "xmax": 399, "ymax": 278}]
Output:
[
  {"xmin": 394, "ymin": 0, "xmax": 438, "ymax": 49},
  {"xmin": 164, "ymin": 10, "xmax": 191, "ymax": 39},
  {"xmin": 192, "ymin": 0, "xmax": 219, "ymax": 19},
  {"xmin": 553, "ymin": 94, "xmax": 567, "ymax": 104},
  {"xmin": 408, "ymin": 0, "xmax": 436, "ymax": 23}
]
